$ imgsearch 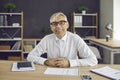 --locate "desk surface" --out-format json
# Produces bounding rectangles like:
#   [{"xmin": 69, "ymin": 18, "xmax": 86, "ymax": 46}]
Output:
[
  {"xmin": 0, "ymin": 60, "xmax": 120, "ymax": 80},
  {"xmin": 89, "ymin": 38, "xmax": 120, "ymax": 49}
]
